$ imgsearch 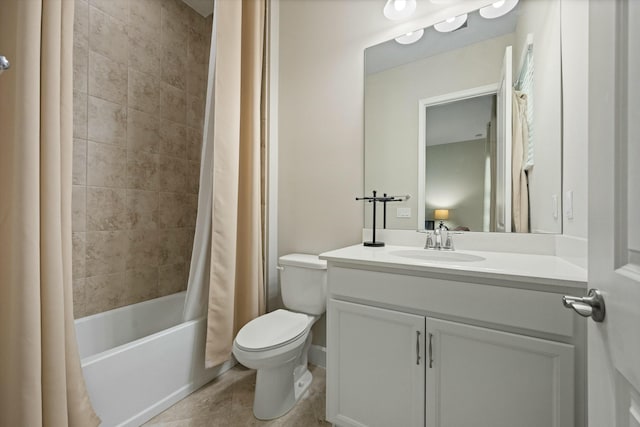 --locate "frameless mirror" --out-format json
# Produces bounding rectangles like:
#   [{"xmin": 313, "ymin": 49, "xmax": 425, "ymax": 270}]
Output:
[{"xmin": 364, "ymin": 0, "xmax": 562, "ymax": 233}]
